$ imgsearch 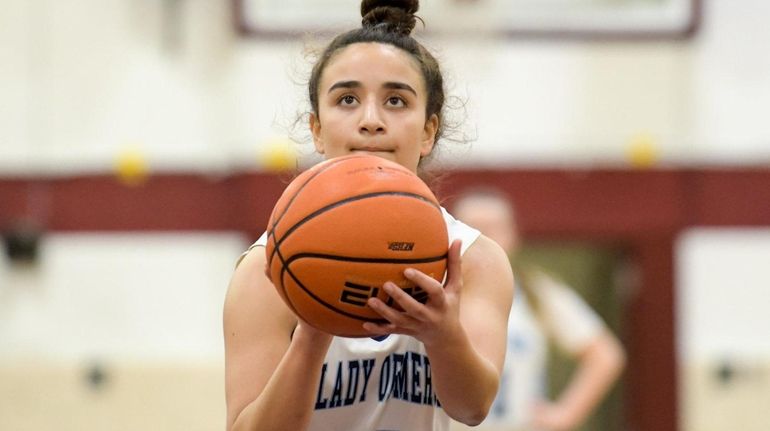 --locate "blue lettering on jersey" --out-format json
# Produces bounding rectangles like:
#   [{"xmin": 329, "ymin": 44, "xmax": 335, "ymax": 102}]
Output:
[
  {"xmin": 315, "ymin": 363, "xmax": 329, "ymax": 409},
  {"xmin": 410, "ymin": 352, "xmax": 423, "ymax": 404},
  {"xmin": 379, "ymin": 351, "xmax": 438, "ymax": 406},
  {"xmin": 316, "ymin": 358, "xmax": 376, "ymax": 410},
  {"xmin": 316, "ymin": 352, "xmax": 440, "ymax": 410},
  {"xmin": 423, "ymin": 355, "xmax": 438, "ymax": 406},
  {"xmin": 329, "ymin": 361, "xmax": 344, "ymax": 408},
  {"xmin": 378, "ymin": 355, "xmax": 393, "ymax": 401},
  {"xmin": 360, "ymin": 358, "xmax": 376, "ymax": 402},
  {"xmin": 422, "ymin": 355, "xmax": 432, "ymax": 404},
  {"xmin": 343, "ymin": 360, "xmax": 360, "ymax": 406},
  {"xmin": 391, "ymin": 353, "xmax": 408, "ymax": 400}
]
